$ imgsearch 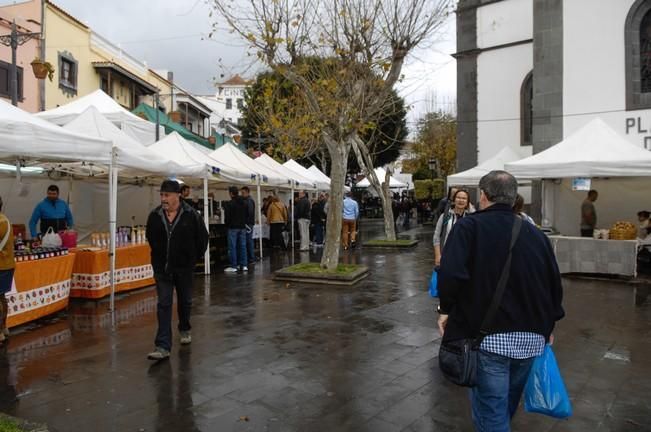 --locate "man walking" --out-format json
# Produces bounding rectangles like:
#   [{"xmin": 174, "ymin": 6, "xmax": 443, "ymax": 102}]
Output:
[
  {"xmin": 341, "ymin": 192, "xmax": 359, "ymax": 250},
  {"xmin": 241, "ymin": 186, "xmax": 257, "ymax": 263},
  {"xmin": 580, "ymin": 189, "xmax": 598, "ymax": 237},
  {"xmin": 224, "ymin": 186, "xmax": 249, "ymax": 273},
  {"xmin": 296, "ymin": 190, "xmax": 311, "ymax": 251},
  {"xmin": 145, "ymin": 180, "xmax": 209, "ymax": 360},
  {"xmin": 437, "ymin": 171, "xmax": 564, "ymax": 430}
]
